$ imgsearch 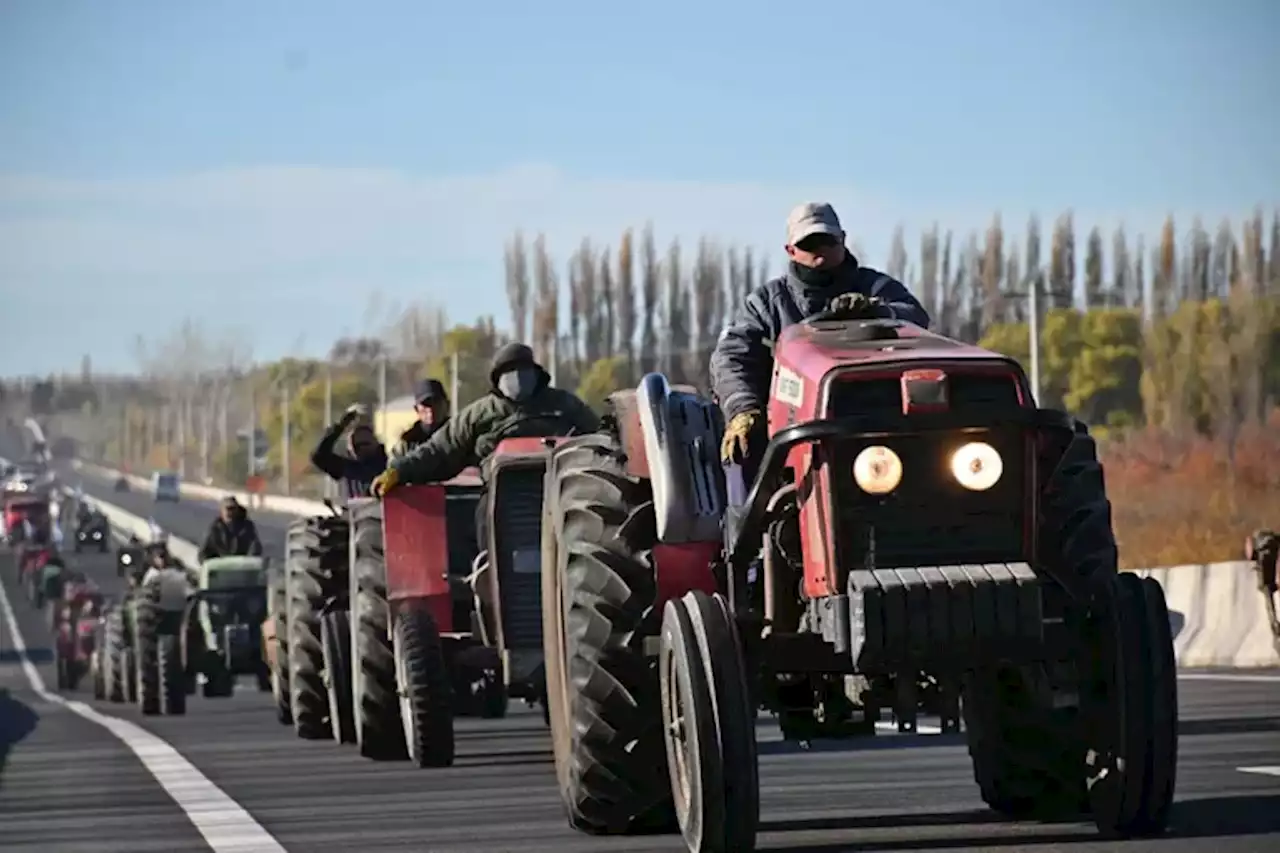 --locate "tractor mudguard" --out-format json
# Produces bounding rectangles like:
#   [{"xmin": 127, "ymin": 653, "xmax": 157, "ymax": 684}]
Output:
[
  {"xmin": 382, "ymin": 487, "xmax": 453, "ymax": 631},
  {"xmin": 634, "ymin": 373, "xmax": 727, "ymax": 545}
]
